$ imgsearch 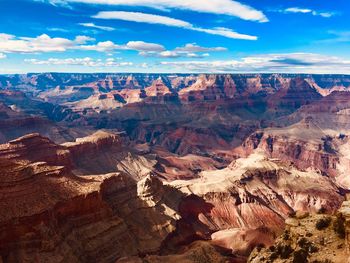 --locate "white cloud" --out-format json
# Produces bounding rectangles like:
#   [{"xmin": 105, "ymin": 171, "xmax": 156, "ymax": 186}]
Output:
[
  {"xmin": 41, "ymin": 0, "xmax": 268, "ymax": 22},
  {"xmin": 141, "ymin": 50, "xmax": 211, "ymax": 58},
  {"xmin": 175, "ymin": 43, "xmax": 226, "ymax": 52},
  {"xmin": 194, "ymin": 27, "xmax": 256, "ymax": 40},
  {"xmin": 0, "ymin": 33, "xmax": 94, "ymax": 53},
  {"xmin": 285, "ymin": 7, "xmax": 312, "ymax": 14},
  {"xmin": 0, "ymin": 32, "xmax": 169, "ymax": 55},
  {"xmin": 94, "ymin": 11, "xmax": 191, "ymax": 27},
  {"xmin": 79, "ymin": 41, "xmax": 124, "ymax": 52},
  {"xmin": 159, "ymin": 51, "xmax": 180, "ymax": 58},
  {"xmin": 74, "ymin": 35, "xmax": 95, "ymax": 44},
  {"xmin": 186, "ymin": 52, "xmax": 210, "ymax": 58},
  {"xmin": 93, "ymin": 11, "xmax": 257, "ymax": 40},
  {"xmin": 137, "ymin": 43, "xmax": 226, "ymax": 58},
  {"xmin": 318, "ymin": 12, "xmax": 335, "ymax": 18},
  {"xmin": 0, "ymin": 53, "xmax": 6, "ymax": 59},
  {"xmin": 126, "ymin": 41, "xmax": 165, "ymax": 52},
  {"xmin": 24, "ymin": 57, "xmax": 133, "ymax": 67},
  {"xmin": 160, "ymin": 53, "xmax": 350, "ymax": 73},
  {"xmin": 79, "ymin": 22, "xmax": 115, "ymax": 31},
  {"xmin": 47, "ymin": 27, "xmax": 69, "ymax": 32},
  {"xmin": 283, "ymin": 7, "xmax": 336, "ymax": 18},
  {"xmin": 80, "ymin": 40, "xmax": 166, "ymax": 53}
]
